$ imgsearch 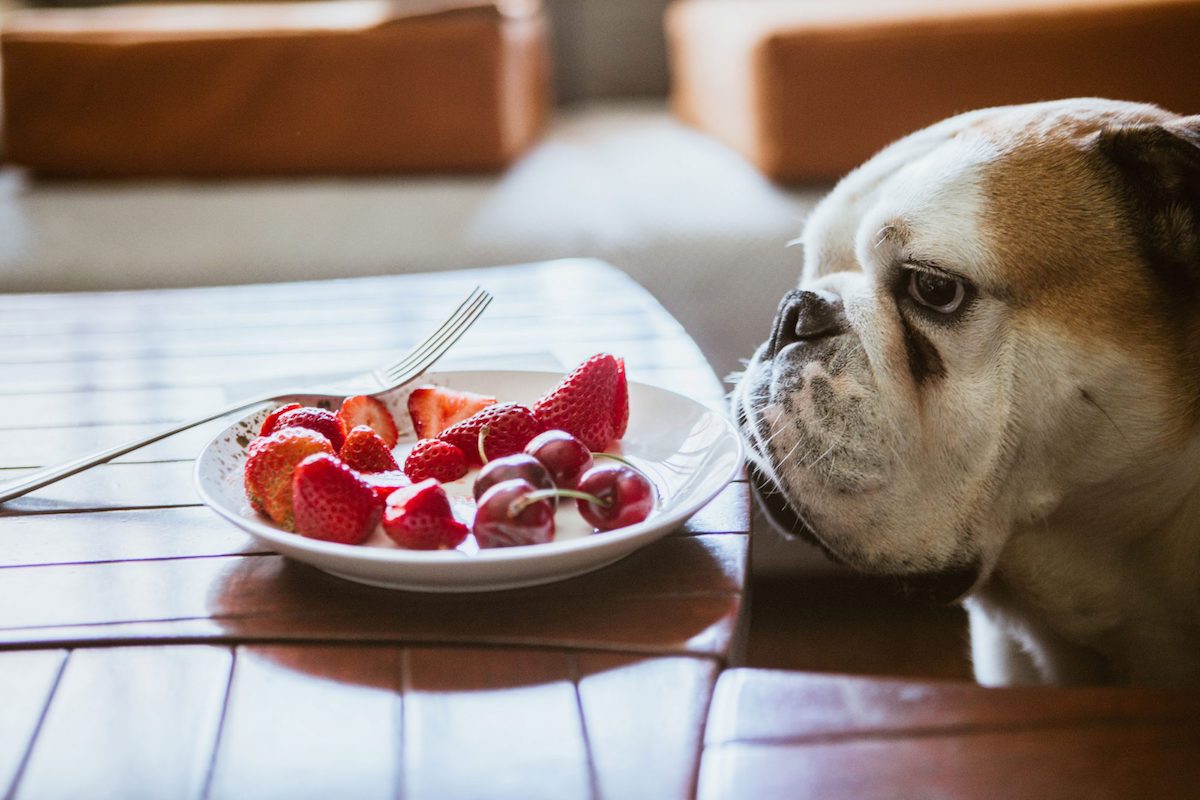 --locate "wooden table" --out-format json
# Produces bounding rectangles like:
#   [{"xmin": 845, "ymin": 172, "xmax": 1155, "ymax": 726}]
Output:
[
  {"xmin": 700, "ymin": 669, "xmax": 1200, "ymax": 799},
  {"xmin": 0, "ymin": 259, "xmax": 750, "ymax": 800}
]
